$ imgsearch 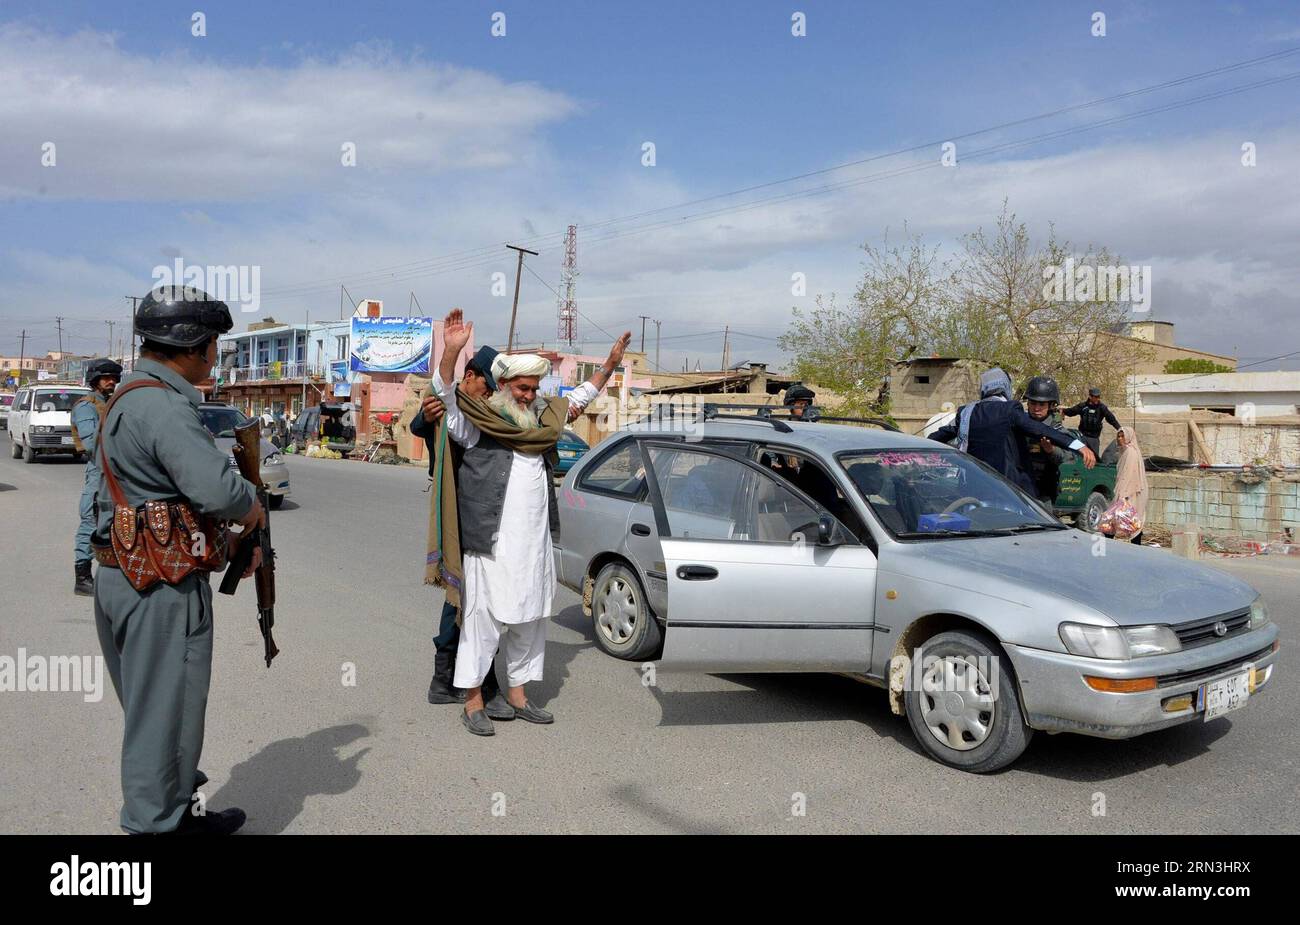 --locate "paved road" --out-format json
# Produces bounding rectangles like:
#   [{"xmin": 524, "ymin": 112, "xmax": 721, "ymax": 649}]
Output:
[{"xmin": 1, "ymin": 442, "xmax": 1295, "ymax": 833}]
